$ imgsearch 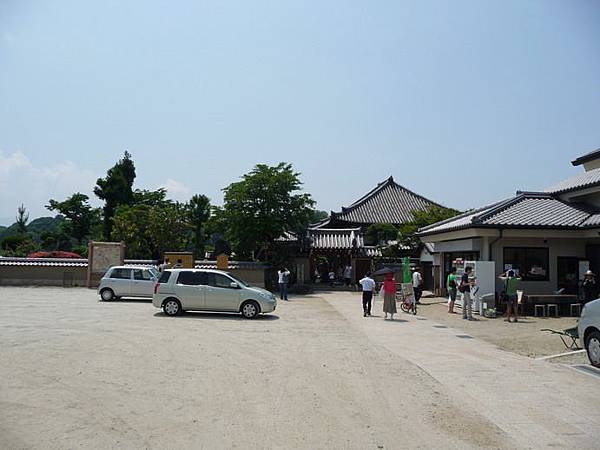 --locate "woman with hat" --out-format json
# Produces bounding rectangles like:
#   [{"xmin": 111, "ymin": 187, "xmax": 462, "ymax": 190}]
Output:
[{"xmin": 582, "ymin": 270, "xmax": 598, "ymax": 305}]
